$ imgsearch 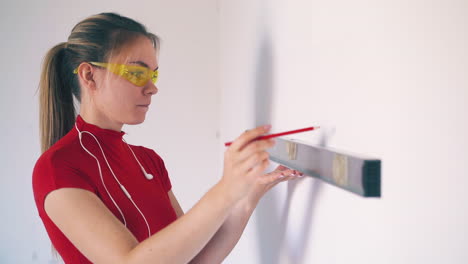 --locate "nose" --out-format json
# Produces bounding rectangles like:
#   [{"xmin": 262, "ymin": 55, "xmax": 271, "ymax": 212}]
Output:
[{"xmin": 144, "ymin": 81, "xmax": 158, "ymax": 95}]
